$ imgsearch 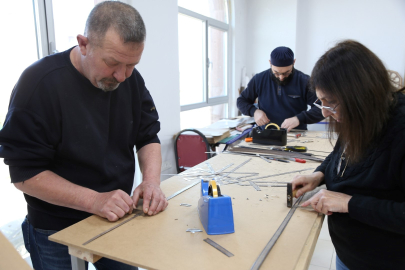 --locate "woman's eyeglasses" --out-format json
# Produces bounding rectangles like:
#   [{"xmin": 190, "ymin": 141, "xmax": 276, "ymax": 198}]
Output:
[{"xmin": 313, "ymin": 98, "xmax": 339, "ymax": 114}]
